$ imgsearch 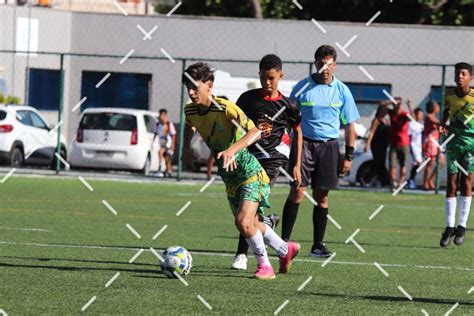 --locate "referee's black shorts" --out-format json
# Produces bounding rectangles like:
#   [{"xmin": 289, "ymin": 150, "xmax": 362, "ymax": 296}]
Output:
[{"xmin": 290, "ymin": 137, "xmax": 340, "ymax": 190}]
